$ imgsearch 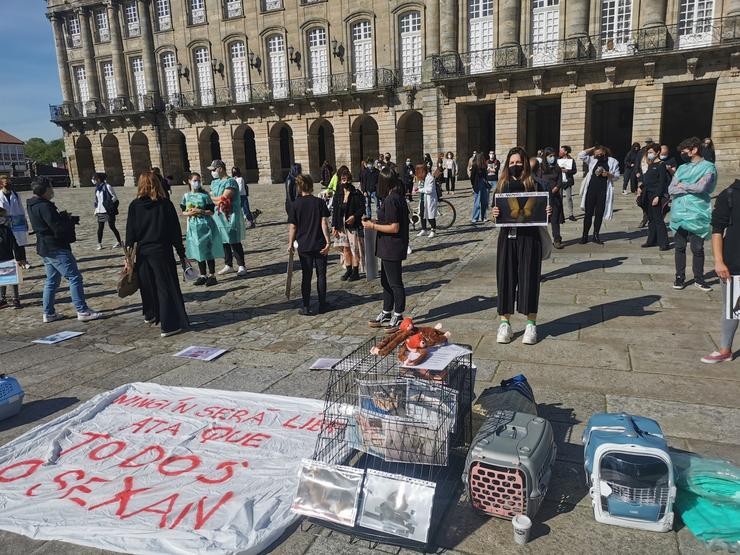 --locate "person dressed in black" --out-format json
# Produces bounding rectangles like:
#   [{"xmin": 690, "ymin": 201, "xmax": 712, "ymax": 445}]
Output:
[
  {"xmin": 361, "ymin": 159, "xmax": 380, "ymax": 219},
  {"xmin": 492, "ymin": 147, "xmax": 552, "ymax": 346},
  {"xmin": 332, "ymin": 169, "xmax": 366, "ymax": 282},
  {"xmin": 364, "ymin": 174, "xmax": 410, "ymax": 331},
  {"xmin": 288, "ymin": 174, "xmax": 331, "ymax": 316},
  {"xmin": 424, "ymin": 153, "xmax": 433, "ymax": 175},
  {"xmin": 403, "ymin": 158, "xmax": 415, "ymax": 201},
  {"xmin": 702, "ymin": 138, "xmax": 715, "ymax": 163},
  {"xmin": 639, "ymin": 144, "xmax": 670, "ymax": 250},
  {"xmin": 284, "ymin": 163, "xmax": 301, "ymax": 218},
  {"xmin": 124, "ymin": 170, "xmax": 188, "ymax": 337},
  {"xmin": 623, "ymin": 143, "xmax": 640, "ymax": 194},
  {"xmin": 540, "ymin": 147, "xmax": 565, "ymax": 249},
  {"xmin": 578, "ymin": 145, "xmax": 620, "ymax": 244}
]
